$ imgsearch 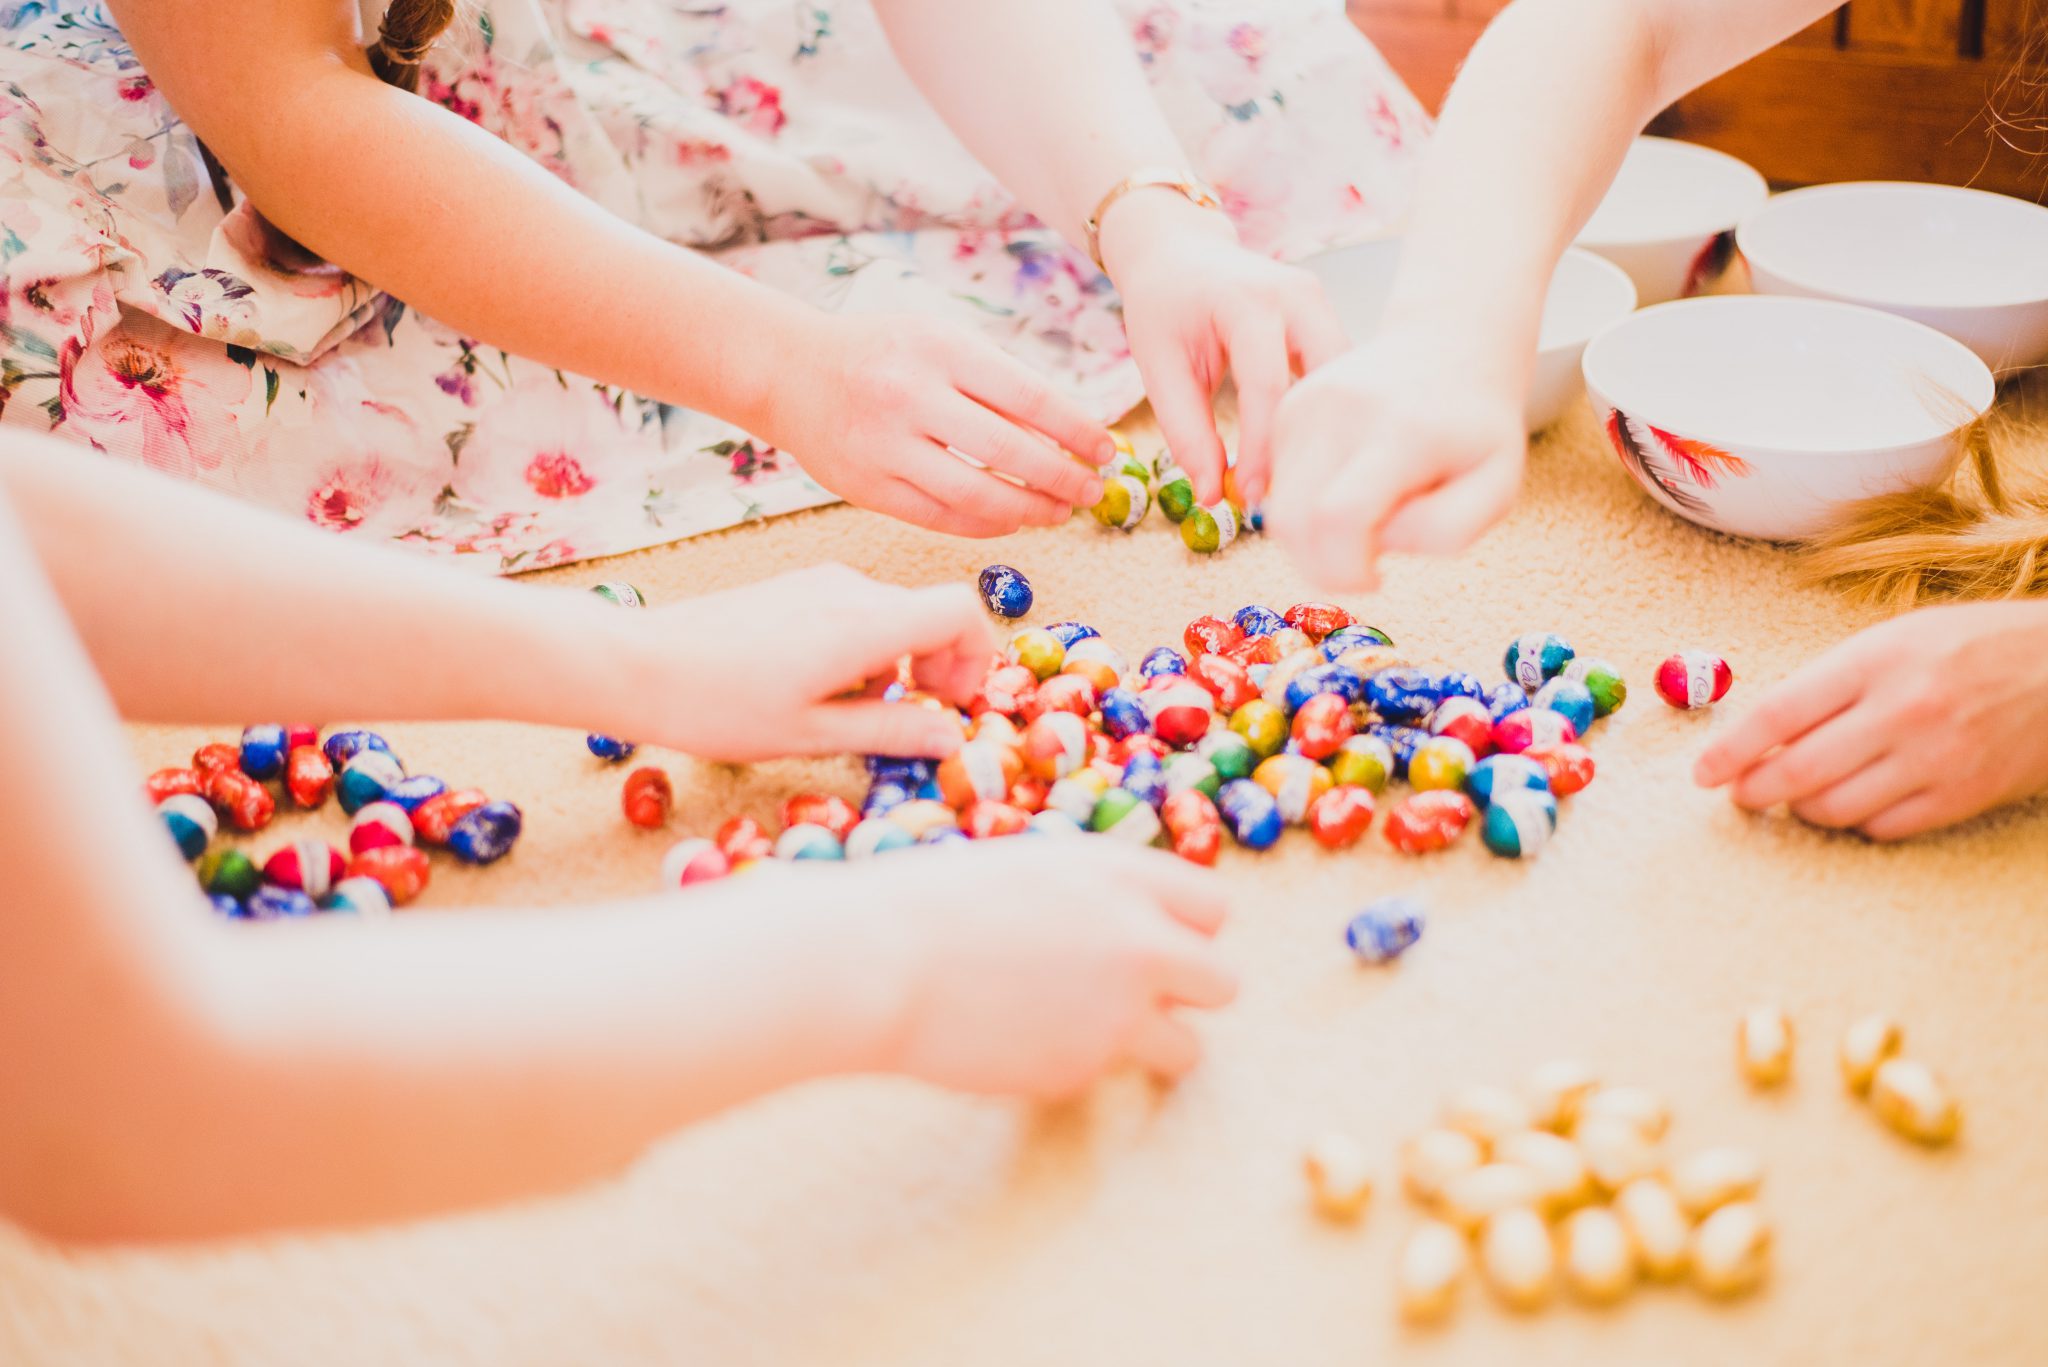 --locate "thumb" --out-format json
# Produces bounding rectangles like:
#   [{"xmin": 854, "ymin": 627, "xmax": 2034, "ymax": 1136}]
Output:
[
  {"xmin": 799, "ymin": 698, "xmax": 967, "ymax": 759},
  {"xmin": 1377, "ymin": 446, "xmax": 1525, "ymax": 555}
]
